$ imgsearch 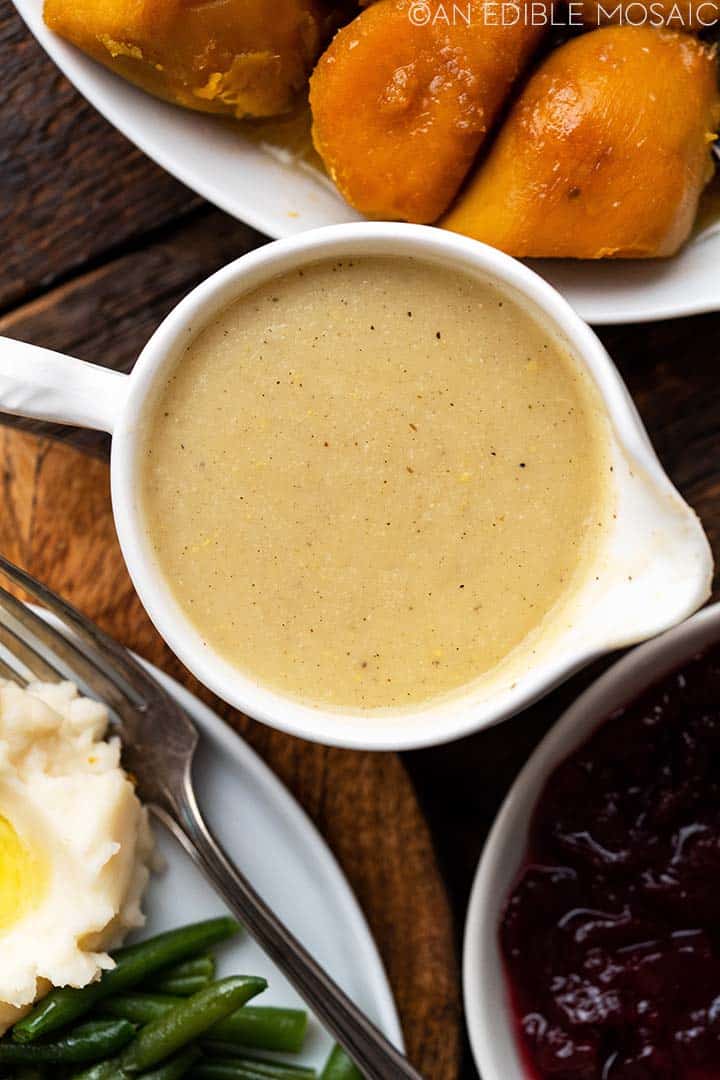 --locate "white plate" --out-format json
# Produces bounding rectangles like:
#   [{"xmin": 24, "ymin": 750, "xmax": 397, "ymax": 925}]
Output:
[
  {"xmin": 13, "ymin": 0, "xmax": 720, "ymax": 326},
  {"xmin": 35, "ymin": 613, "xmax": 403, "ymax": 1072},
  {"xmin": 462, "ymin": 601, "xmax": 720, "ymax": 1080}
]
